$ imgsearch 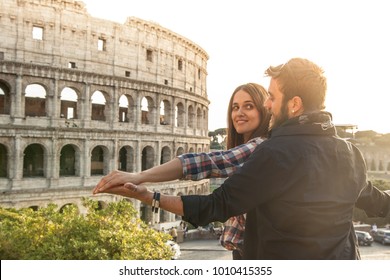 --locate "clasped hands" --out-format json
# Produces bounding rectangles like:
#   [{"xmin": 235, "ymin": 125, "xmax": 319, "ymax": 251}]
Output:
[{"xmin": 92, "ymin": 170, "xmax": 146, "ymax": 198}]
